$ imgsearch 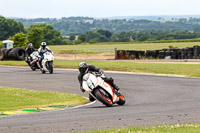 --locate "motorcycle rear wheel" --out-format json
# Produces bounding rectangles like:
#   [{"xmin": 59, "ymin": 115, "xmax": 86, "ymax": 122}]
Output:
[{"xmin": 94, "ymin": 89, "xmax": 113, "ymax": 107}]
